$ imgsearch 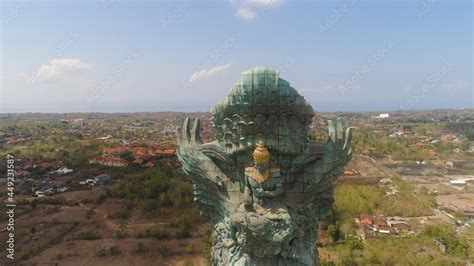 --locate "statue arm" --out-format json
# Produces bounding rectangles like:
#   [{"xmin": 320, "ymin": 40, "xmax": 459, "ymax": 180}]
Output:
[
  {"xmin": 264, "ymin": 178, "xmax": 283, "ymax": 197},
  {"xmin": 243, "ymin": 174, "xmax": 253, "ymax": 206}
]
